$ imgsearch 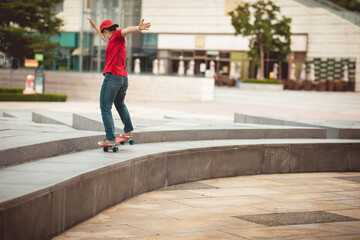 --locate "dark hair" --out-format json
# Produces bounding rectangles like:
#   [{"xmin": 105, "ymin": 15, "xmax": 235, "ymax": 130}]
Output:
[{"xmin": 102, "ymin": 25, "xmax": 117, "ymax": 33}]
